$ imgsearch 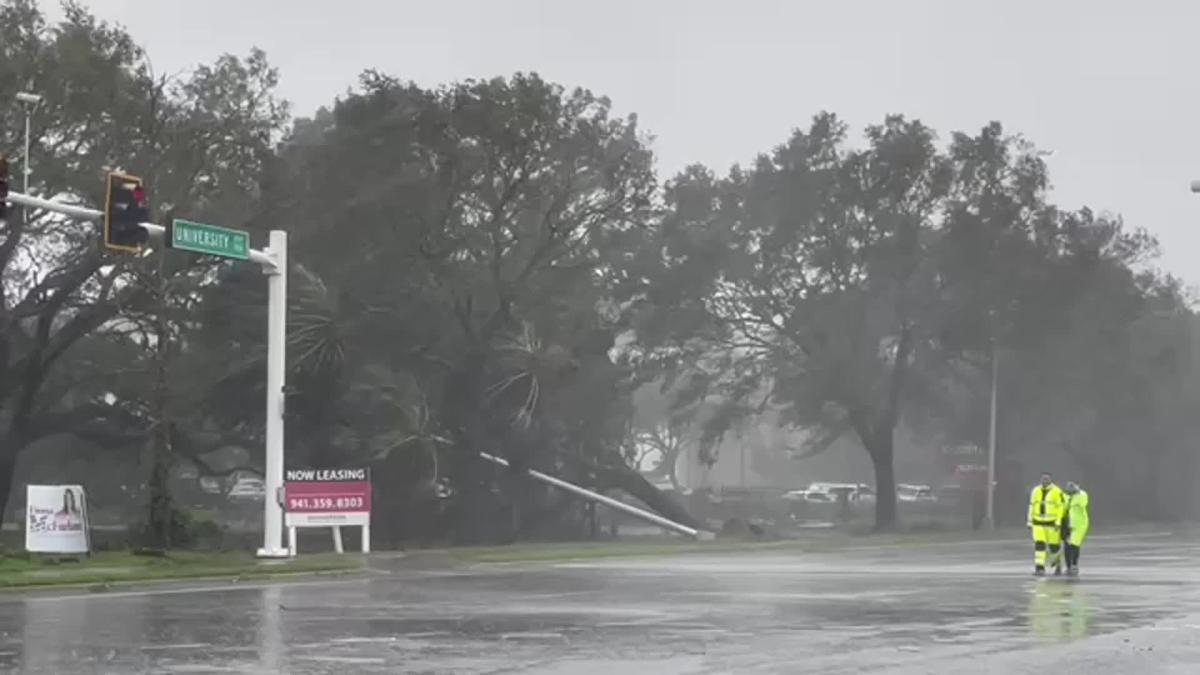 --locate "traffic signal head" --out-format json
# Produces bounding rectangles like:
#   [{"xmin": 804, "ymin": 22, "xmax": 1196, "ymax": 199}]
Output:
[
  {"xmin": 0, "ymin": 154, "xmax": 9, "ymax": 221},
  {"xmin": 104, "ymin": 172, "xmax": 149, "ymax": 252}
]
